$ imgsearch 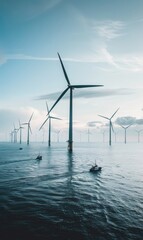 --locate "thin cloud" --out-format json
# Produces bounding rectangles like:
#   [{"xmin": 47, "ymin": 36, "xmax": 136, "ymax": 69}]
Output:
[
  {"xmin": 36, "ymin": 88, "xmax": 134, "ymax": 101},
  {"xmin": 1, "ymin": 49, "xmax": 143, "ymax": 73},
  {"xmin": 135, "ymin": 119, "xmax": 143, "ymax": 125},
  {"xmin": 87, "ymin": 121, "xmax": 102, "ymax": 127},
  {"xmin": 92, "ymin": 20, "xmax": 125, "ymax": 40}
]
